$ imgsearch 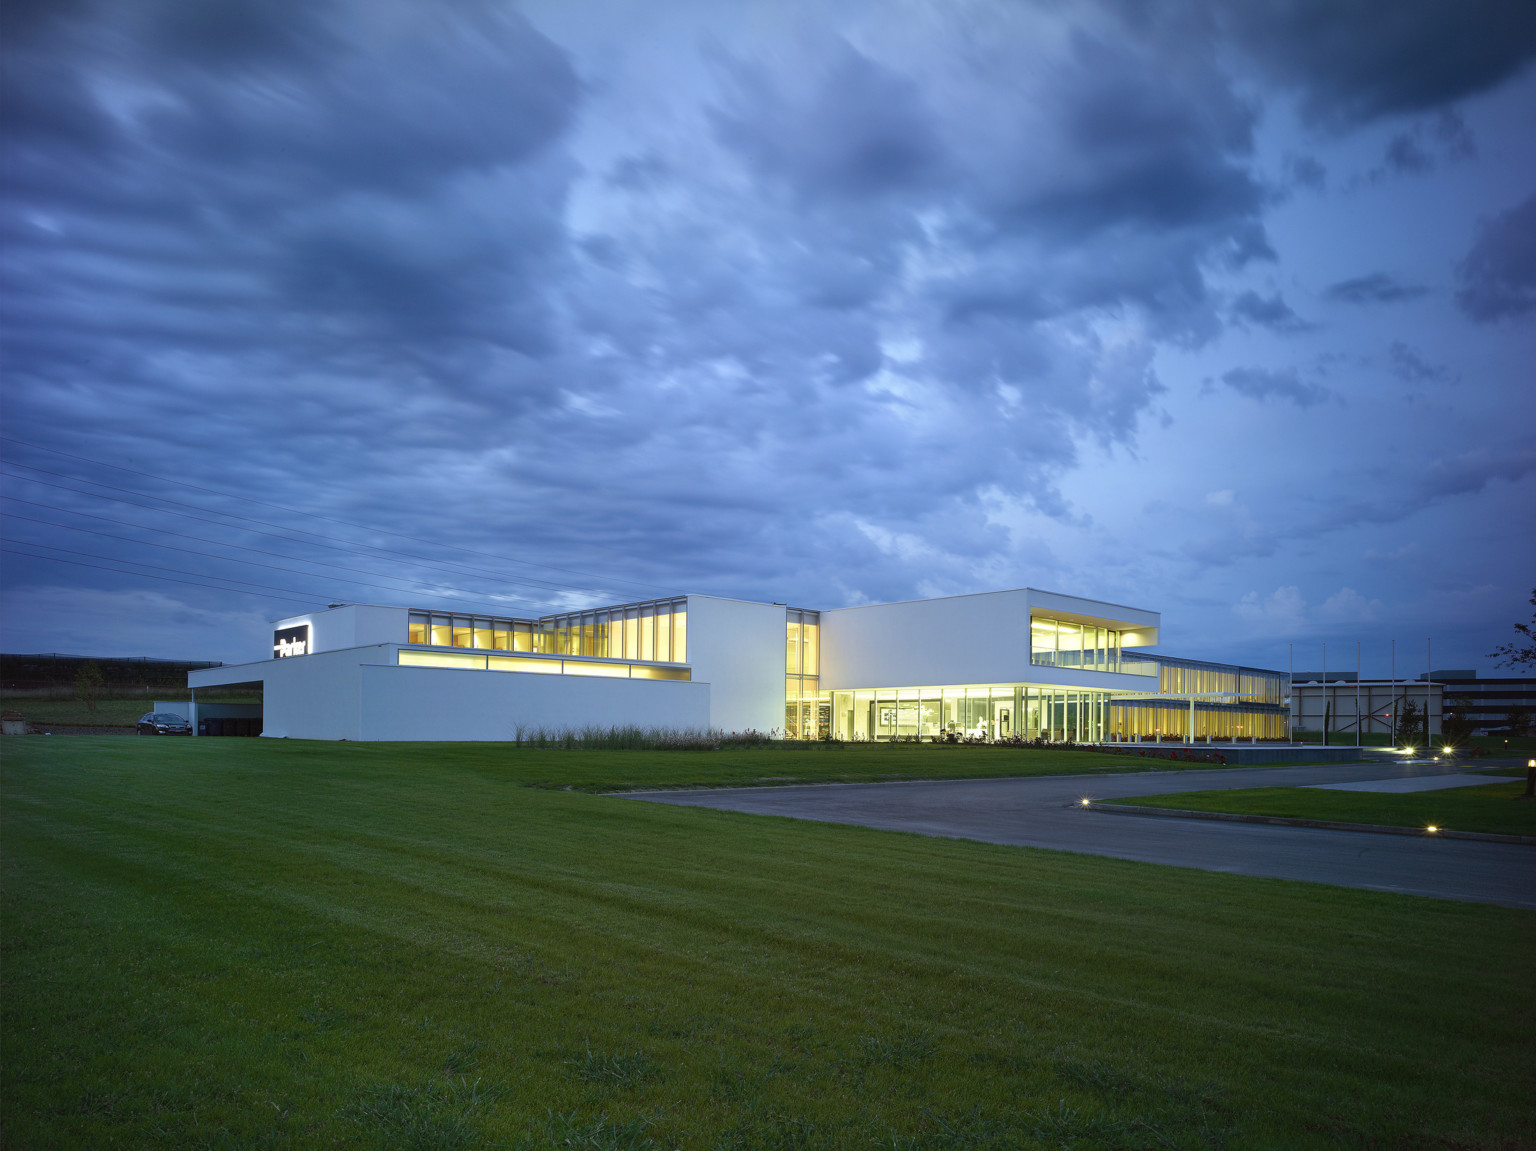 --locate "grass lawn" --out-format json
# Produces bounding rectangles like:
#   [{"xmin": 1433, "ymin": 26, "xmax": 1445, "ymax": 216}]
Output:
[
  {"xmin": 1, "ymin": 697, "xmax": 185, "ymax": 726},
  {"xmin": 4, "ymin": 738, "xmax": 1534, "ymax": 1150},
  {"xmin": 1115, "ymin": 781, "xmax": 1536, "ymax": 838}
]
